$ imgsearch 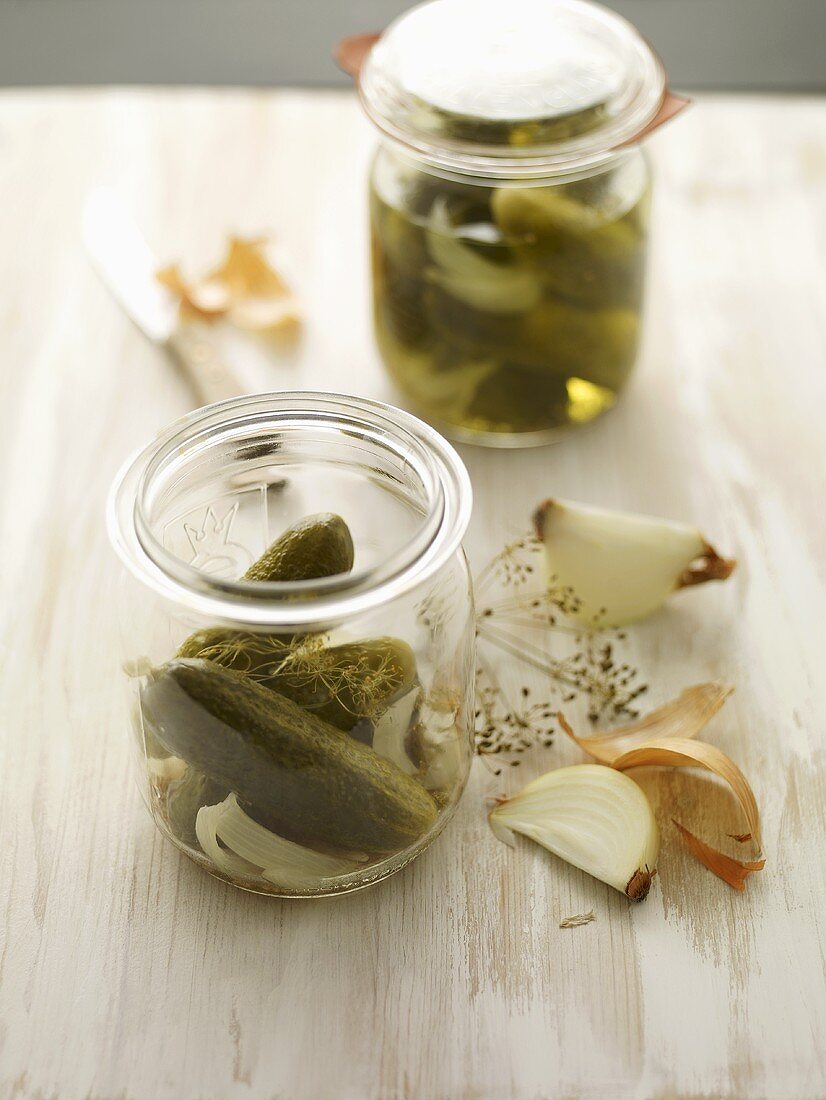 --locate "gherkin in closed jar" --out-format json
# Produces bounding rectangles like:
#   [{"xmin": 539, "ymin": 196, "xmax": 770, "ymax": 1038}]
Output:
[{"xmin": 353, "ymin": 0, "xmax": 685, "ymax": 445}]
